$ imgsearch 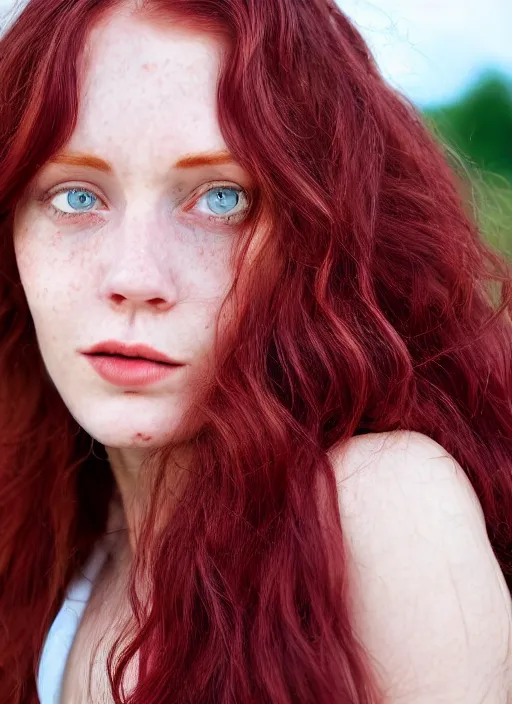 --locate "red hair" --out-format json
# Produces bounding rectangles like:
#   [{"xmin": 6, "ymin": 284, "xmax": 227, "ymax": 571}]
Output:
[{"xmin": 1, "ymin": 0, "xmax": 512, "ymax": 702}]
